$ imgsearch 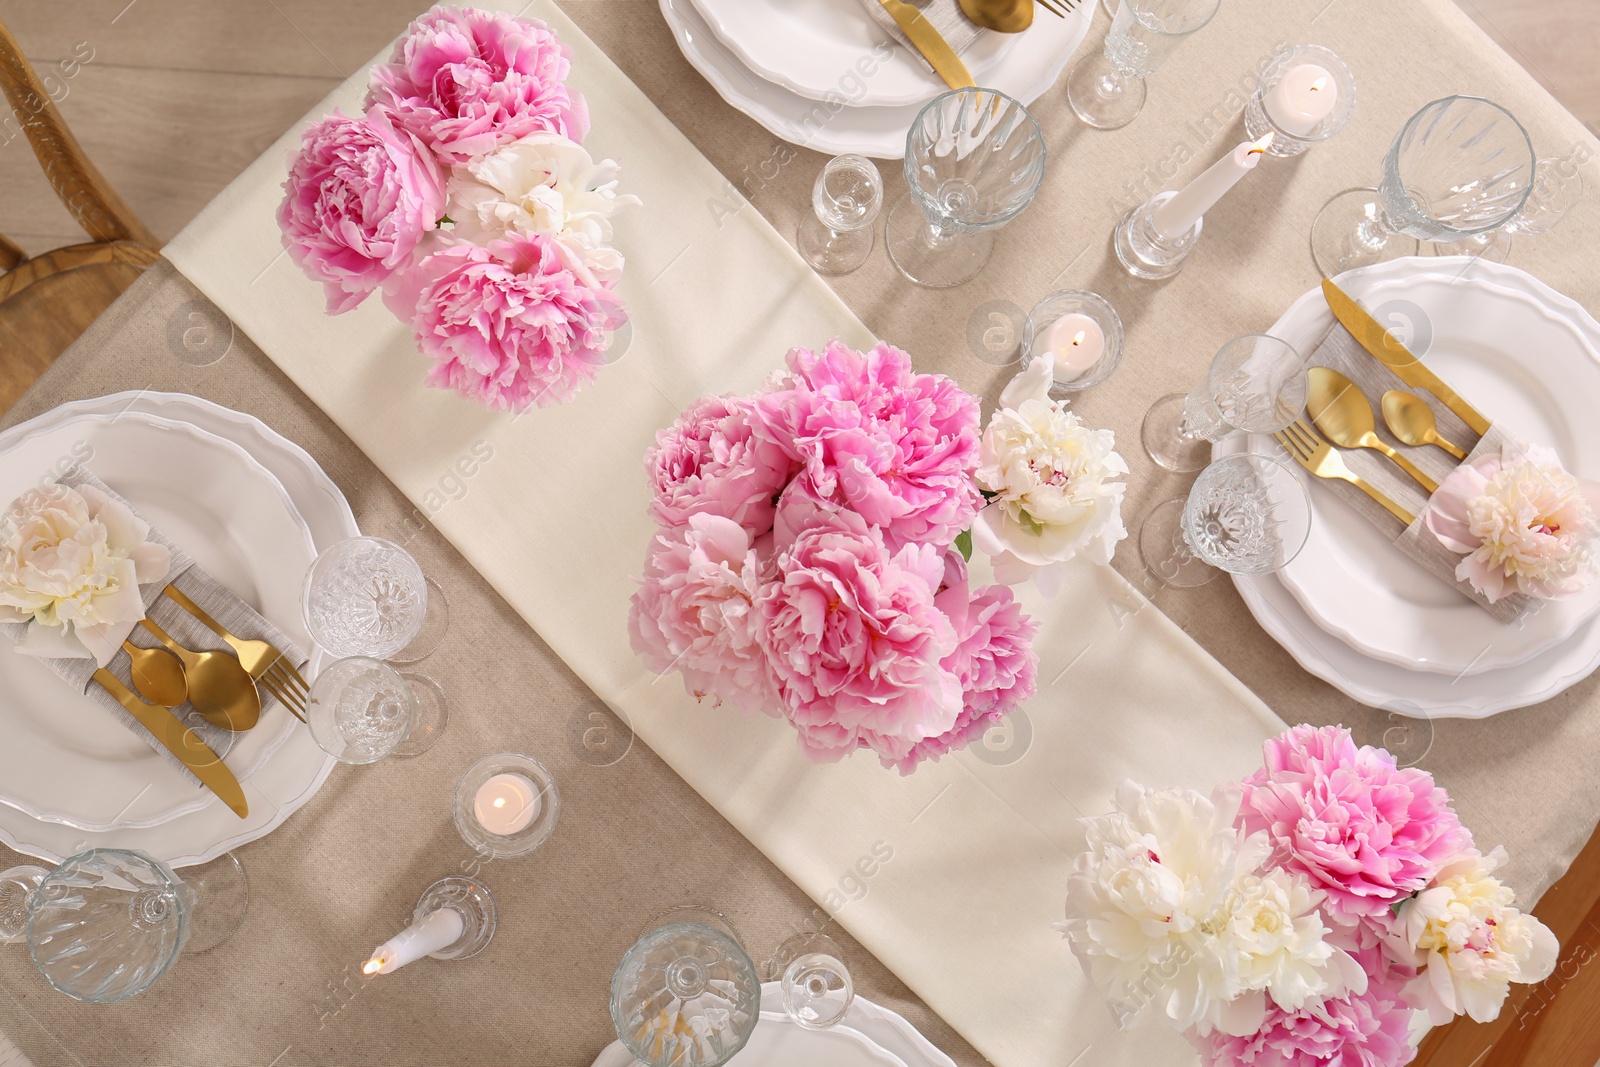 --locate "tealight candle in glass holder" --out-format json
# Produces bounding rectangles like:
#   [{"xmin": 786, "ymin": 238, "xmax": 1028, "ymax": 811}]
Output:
[
  {"xmin": 1244, "ymin": 44, "xmax": 1356, "ymax": 157},
  {"xmin": 454, "ymin": 753, "xmax": 560, "ymax": 859},
  {"xmin": 1020, "ymin": 290, "xmax": 1124, "ymax": 396}
]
